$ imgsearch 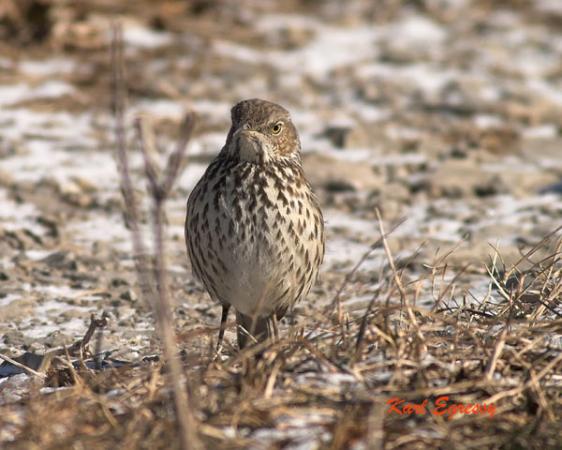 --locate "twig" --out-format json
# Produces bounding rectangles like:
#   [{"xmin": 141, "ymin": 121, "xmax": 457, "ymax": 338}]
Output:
[
  {"xmin": 162, "ymin": 115, "xmax": 196, "ymax": 195},
  {"xmin": 484, "ymin": 327, "xmax": 507, "ymax": 380},
  {"xmin": 504, "ymin": 224, "xmax": 562, "ymax": 281},
  {"xmin": 485, "ymin": 352, "xmax": 562, "ymax": 405},
  {"xmin": 110, "ymin": 22, "xmax": 155, "ymax": 308},
  {"xmin": 327, "ymin": 216, "xmax": 407, "ymax": 317},
  {"xmin": 110, "ymin": 23, "xmax": 199, "ymax": 450},
  {"xmin": 431, "ymin": 264, "xmax": 470, "ymax": 312},
  {"xmin": 375, "ymin": 209, "xmax": 426, "ymax": 350},
  {"xmin": 354, "ymin": 284, "xmax": 394, "ymax": 362},
  {"xmin": 68, "ymin": 312, "xmax": 110, "ymax": 355}
]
